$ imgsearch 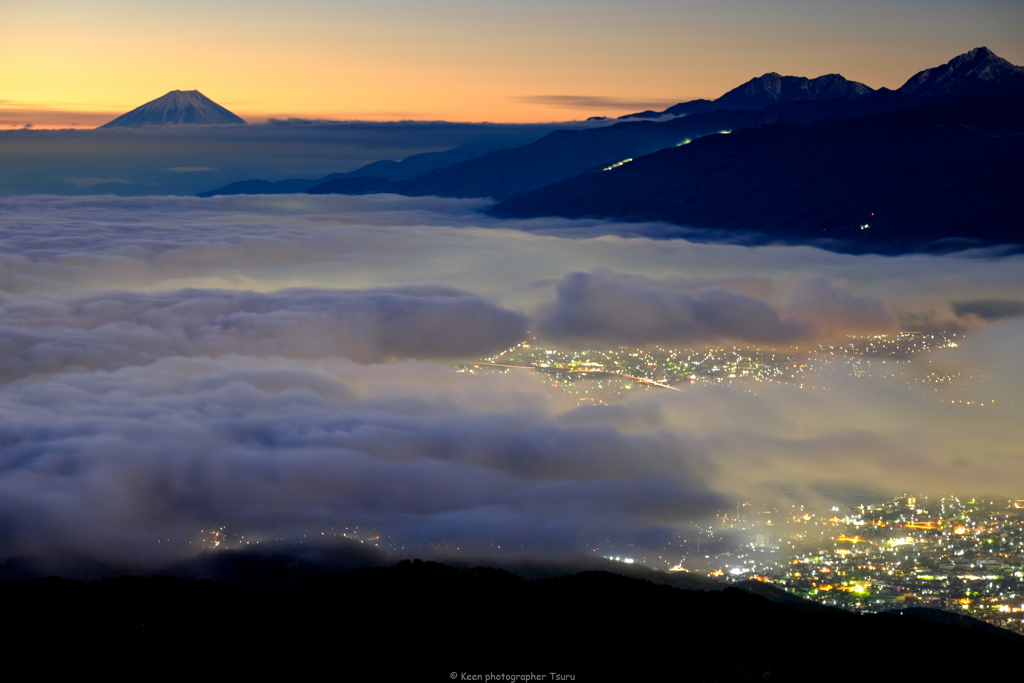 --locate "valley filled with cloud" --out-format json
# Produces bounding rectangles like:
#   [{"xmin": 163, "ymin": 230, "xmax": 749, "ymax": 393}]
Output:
[{"xmin": 1, "ymin": 193, "xmax": 1021, "ymax": 573}]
